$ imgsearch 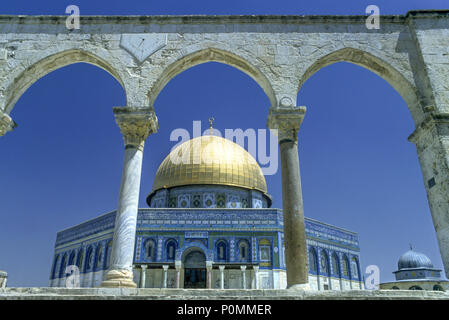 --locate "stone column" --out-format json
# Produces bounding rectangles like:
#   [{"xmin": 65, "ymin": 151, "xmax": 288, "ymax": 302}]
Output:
[
  {"xmin": 253, "ymin": 266, "xmax": 259, "ymax": 289},
  {"xmin": 240, "ymin": 265, "xmax": 247, "ymax": 289},
  {"xmin": 175, "ymin": 261, "xmax": 181, "ymax": 288},
  {"xmin": 140, "ymin": 265, "xmax": 147, "ymax": 288},
  {"xmin": 0, "ymin": 110, "xmax": 16, "ymax": 137},
  {"xmin": 162, "ymin": 265, "xmax": 169, "ymax": 288},
  {"xmin": 101, "ymin": 107, "xmax": 158, "ymax": 288},
  {"xmin": 408, "ymin": 113, "xmax": 449, "ymax": 278},
  {"xmin": 267, "ymin": 106, "xmax": 309, "ymax": 289},
  {"xmin": 206, "ymin": 261, "xmax": 213, "ymax": 289},
  {"xmin": 218, "ymin": 265, "xmax": 225, "ymax": 289}
]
